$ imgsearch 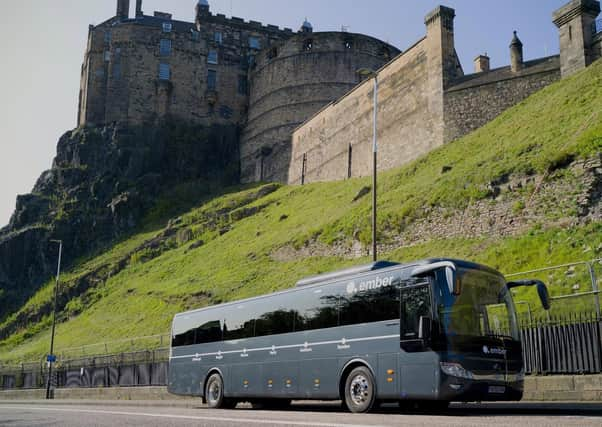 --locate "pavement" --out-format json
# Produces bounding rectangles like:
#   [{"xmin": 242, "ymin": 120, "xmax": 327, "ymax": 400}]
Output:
[{"xmin": 0, "ymin": 400, "xmax": 601, "ymax": 427}]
